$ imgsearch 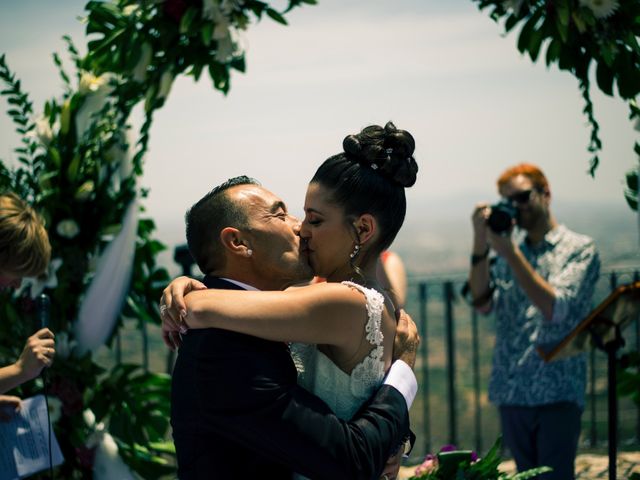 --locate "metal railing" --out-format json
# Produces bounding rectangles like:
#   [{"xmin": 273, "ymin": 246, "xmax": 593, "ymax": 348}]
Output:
[{"xmin": 405, "ymin": 268, "xmax": 640, "ymax": 460}]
